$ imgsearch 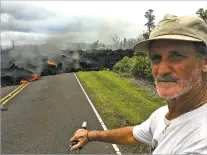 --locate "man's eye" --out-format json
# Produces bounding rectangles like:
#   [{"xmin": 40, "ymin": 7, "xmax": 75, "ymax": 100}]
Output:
[
  {"xmin": 170, "ymin": 51, "xmax": 186, "ymax": 58},
  {"xmin": 171, "ymin": 53, "xmax": 186, "ymax": 59},
  {"xmin": 174, "ymin": 53, "xmax": 183, "ymax": 57},
  {"xmin": 150, "ymin": 55, "xmax": 161, "ymax": 62}
]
